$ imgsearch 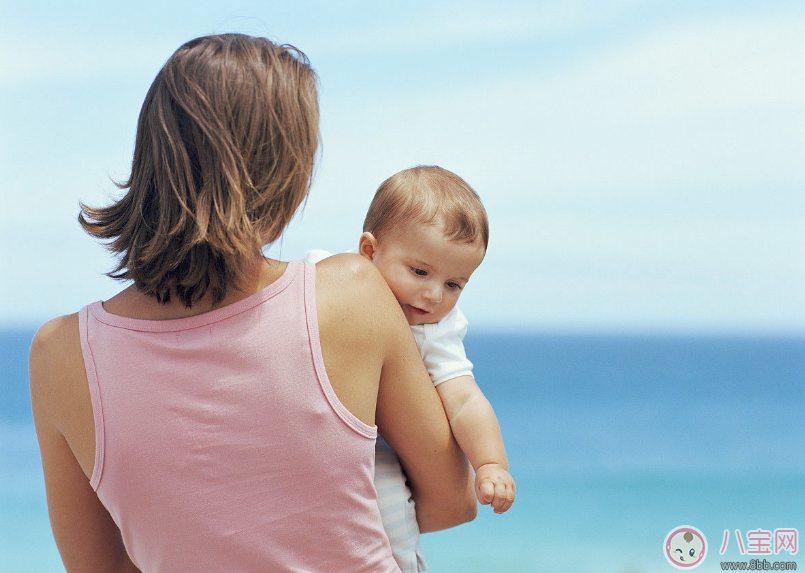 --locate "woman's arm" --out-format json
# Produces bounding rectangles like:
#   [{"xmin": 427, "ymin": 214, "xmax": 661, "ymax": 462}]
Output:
[
  {"xmin": 316, "ymin": 254, "xmax": 476, "ymax": 532},
  {"xmin": 29, "ymin": 315, "xmax": 141, "ymax": 573},
  {"xmin": 375, "ymin": 322, "xmax": 478, "ymax": 532}
]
